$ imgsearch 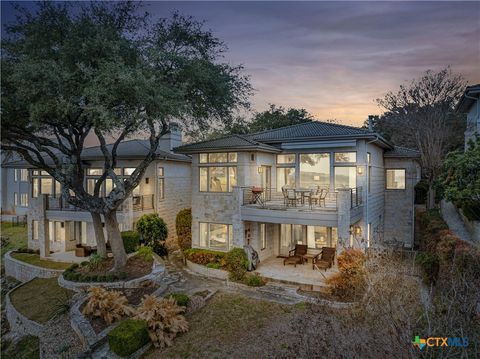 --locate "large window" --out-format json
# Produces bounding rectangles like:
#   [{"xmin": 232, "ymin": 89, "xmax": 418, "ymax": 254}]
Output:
[
  {"xmin": 280, "ymin": 224, "xmax": 337, "ymax": 254},
  {"xmin": 199, "ymin": 167, "xmax": 236, "ymax": 192},
  {"xmin": 386, "ymin": 169, "xmax": 406, "ymax": 189},
  {"xmin": 20, "ymin": 193, "xmax": 28, "ymax": 207},
  {"xmin": 334, "ymin": 166, "xmax": 356, "ymax": 189},
  {"xmin": 299, "ymin": 153, "xmax": 330, "ymax": 188},
  {"xmin": 199, "ymin": 222, "xmax": 233, "ymax": 251},
  {"xmin": 20, "ymin": 169, "xmax": 28, "ymax": 182},
  {"xmin": 306, "ymin": 226, "xmax": 337, "ymax": 249},
  {"xmin": 334, "ymin": 152, "xmax": 356, "ymax": 163},
  {"xmin": 199, "ymin": 152, "xmax": 237, "ymax": 164},
  {"xmin": 277, "ymin": 154, "xmax": 296, "ymax": 164}
]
